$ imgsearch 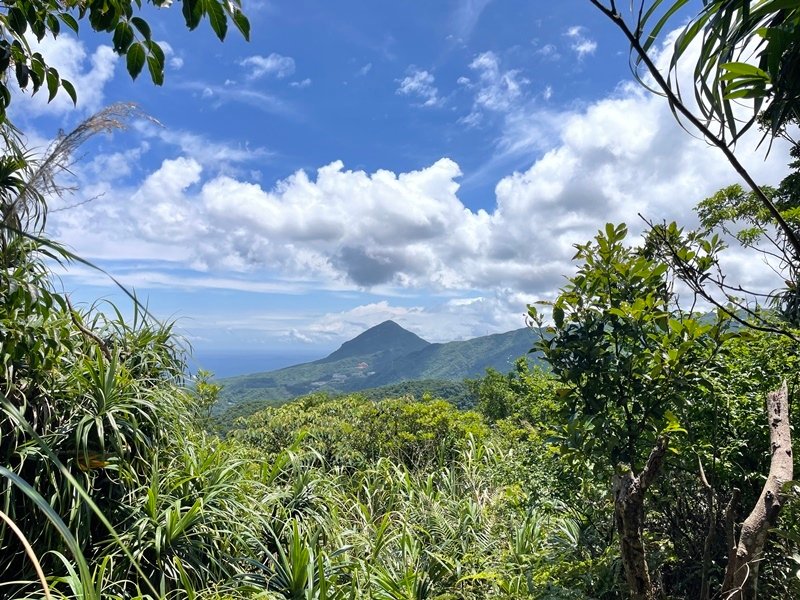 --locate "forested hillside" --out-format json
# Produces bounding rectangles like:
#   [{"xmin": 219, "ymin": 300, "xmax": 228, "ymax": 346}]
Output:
[{"xmin": 214, "ymin": 323, "xmax": 537, "ymax": 409}]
